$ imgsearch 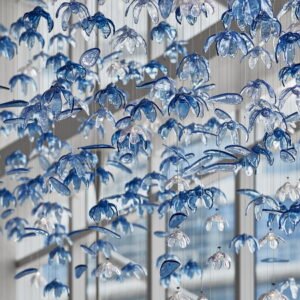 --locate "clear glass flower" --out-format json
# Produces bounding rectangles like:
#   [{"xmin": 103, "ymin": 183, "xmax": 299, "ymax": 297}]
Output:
[
  {"xmin": 119, "ymin": 124, "xmax": 151, "ymax": 145},
  {"xmin": 93, "ymin": 260, "xmax": 121, "ymax": 279},
  {"xmin": 259, "ymin": 287, "xmax": 288, "ymax": 300},
  {"xmin": 165, "ymin": 175, "xmax": 189, "ymax": 191},
  {"xmin": 169, "ymin": 288, "xmax": 191, "ymax": 300},
  {"xmin": 167, "ymin": 229, "xmax": 190, "ymax": 249},
  {"xmin": 34, "ymin": 217, "xmax": 55, "ymax": 232},
  {"xmin": 111, "ymin": 26, "xmax": 146, "ymax": 54},
  {"xmin": 205, "ymin": 212, "xmax": 228, "ymax": 232},
  {"xmin": 259, "ymin": 230, "xmax": 285, "ymax": 249},
  {"xmin": 276, "ymin": 179, "xmax": 299, "ymax": 202},
  {"xmin": 31, "ymin": 271, "xmax": 46, "ymax": 289},
  {"xmin": 207, "ymin": 247, "xmax": 231, "ymax": 270}
]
